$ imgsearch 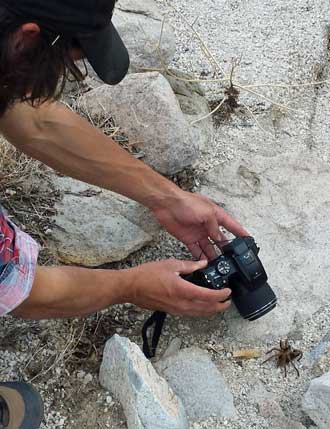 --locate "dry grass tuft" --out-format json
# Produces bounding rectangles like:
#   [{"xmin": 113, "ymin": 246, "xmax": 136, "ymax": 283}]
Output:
[{"xmin": 0, "ymin": 138, "xmax": 61, "ymax": 264}]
